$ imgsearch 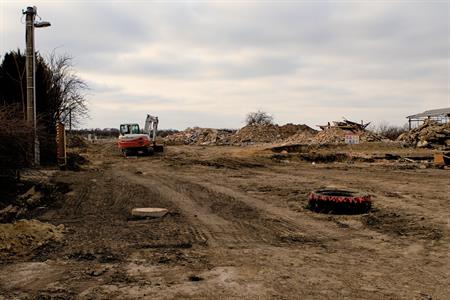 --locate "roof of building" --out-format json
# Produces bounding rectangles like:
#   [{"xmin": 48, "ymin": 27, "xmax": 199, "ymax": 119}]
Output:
[{"xmin": 407, "ymin": 107, "xmax": 450, "ymax": 119}]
